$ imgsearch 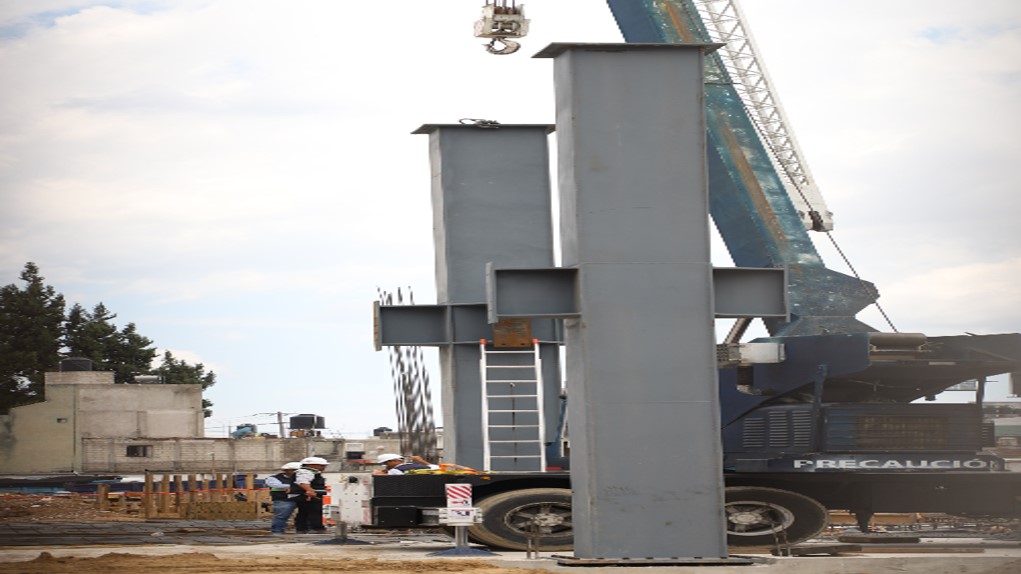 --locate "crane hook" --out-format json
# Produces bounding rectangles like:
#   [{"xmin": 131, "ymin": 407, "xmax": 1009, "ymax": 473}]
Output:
[
  {"xmin": 484, "ymin": 37, "xmax": 521, "ymax": 55},
  {"xmin": 474, "ymin": 2, "xmax": 529, "ymax": 56}
]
